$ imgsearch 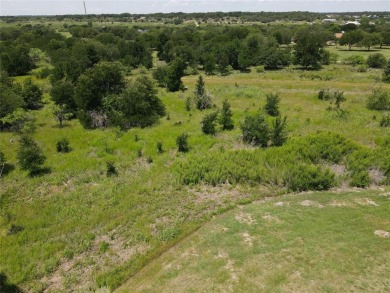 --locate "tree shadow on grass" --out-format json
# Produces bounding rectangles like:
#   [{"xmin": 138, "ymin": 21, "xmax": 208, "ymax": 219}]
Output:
[
  {"xmin": 29, "ymin": 167, "xmax": 51, "ymax": 177},
  {"xmin": 0, "ymin": 272, "xmax": 24, "ymax": 293}
]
